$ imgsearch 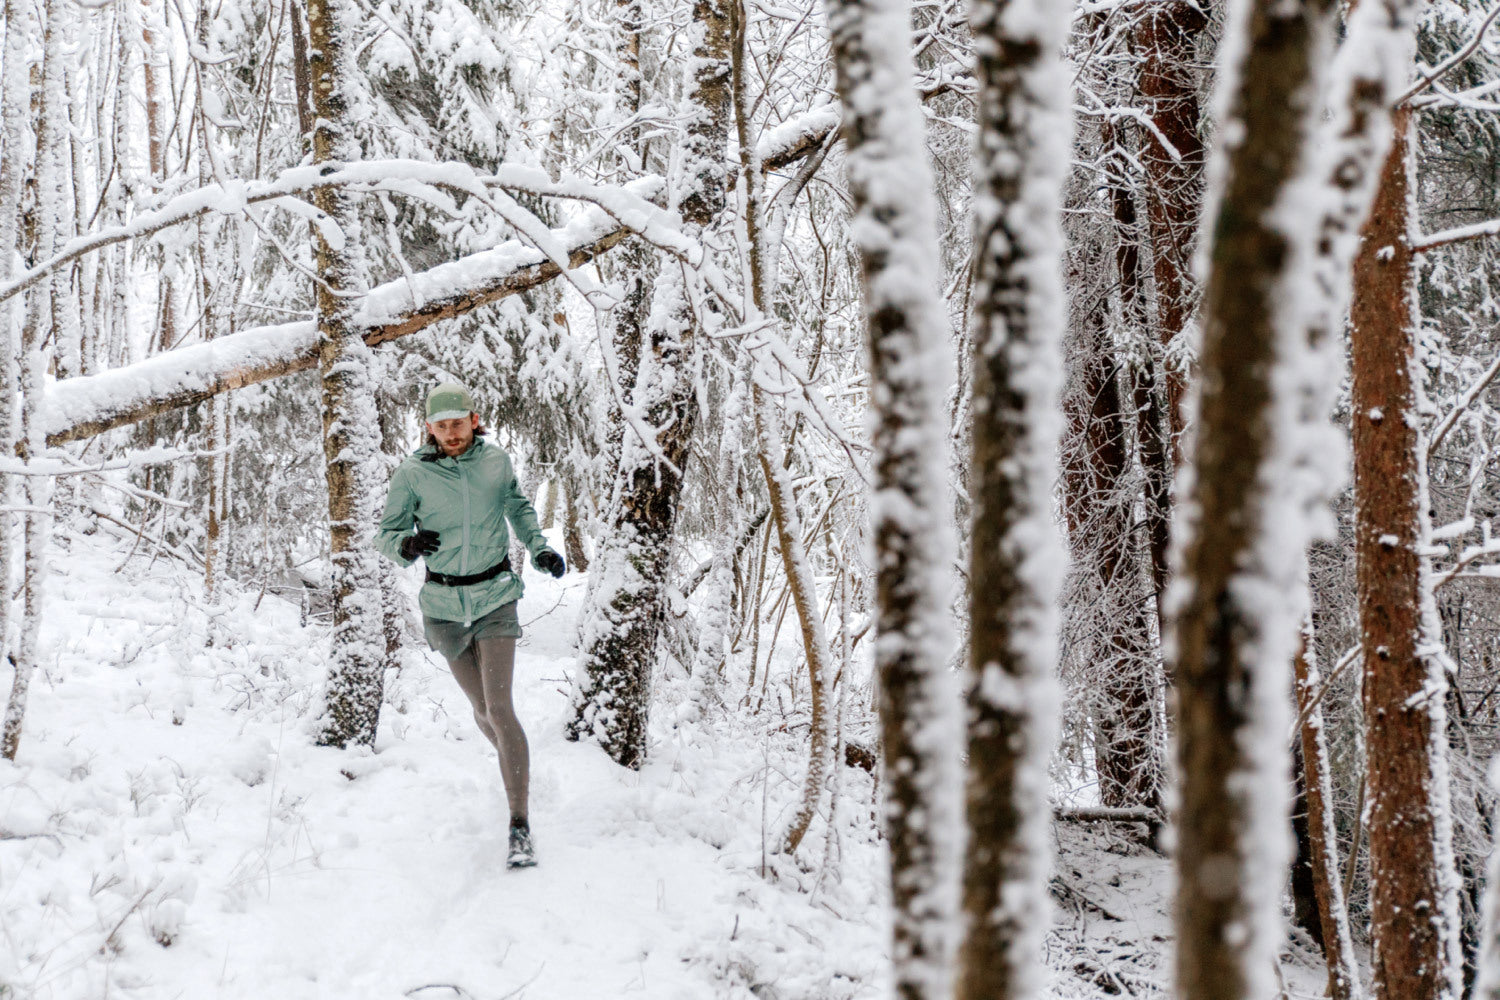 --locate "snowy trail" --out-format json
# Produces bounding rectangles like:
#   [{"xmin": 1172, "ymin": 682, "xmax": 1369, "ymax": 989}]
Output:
[
  {"xmin": 1, "ymin": 526, "xmax": 888, "ymax": 999},
  {"xmin": 0, "ymin": 520, "xmax": 1275, "ymax": 1000}
]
